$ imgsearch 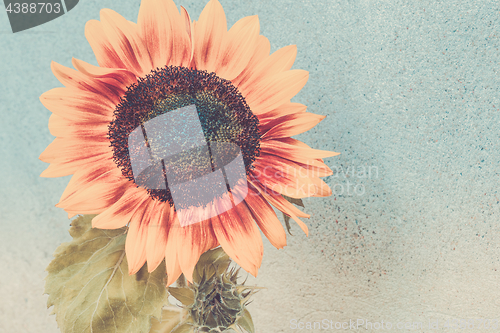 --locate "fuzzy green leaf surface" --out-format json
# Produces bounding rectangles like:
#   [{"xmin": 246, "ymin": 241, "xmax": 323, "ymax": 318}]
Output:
[
  {"xmin": 45, "ymin": 215, "xmax": 168, "ymax": 333},
  {"xmin": 168, "ymin": 287, "xmax": 195, "ymax": 306},
  {"xmin": 149, "ymin": 308, "xmax": 185, "ymax": 333},
  {"xmin": 235, "ymin": 308, "xmax": 255, "ymax": 333},
  {"xmin": 170, "ymin": 322, "xmax": 194, "ymax": 333},
  {"xmin": 192, "ymin": 247, "xmax": 231, "ymax": 284}
]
